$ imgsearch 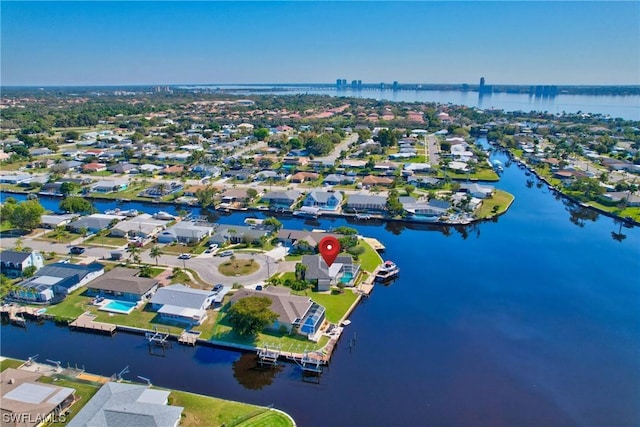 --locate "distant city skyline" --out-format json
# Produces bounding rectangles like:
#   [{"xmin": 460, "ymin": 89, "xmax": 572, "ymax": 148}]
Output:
[{"xmin": 1, "ymin": 1, "xmax": 639, "ymax": 87}]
